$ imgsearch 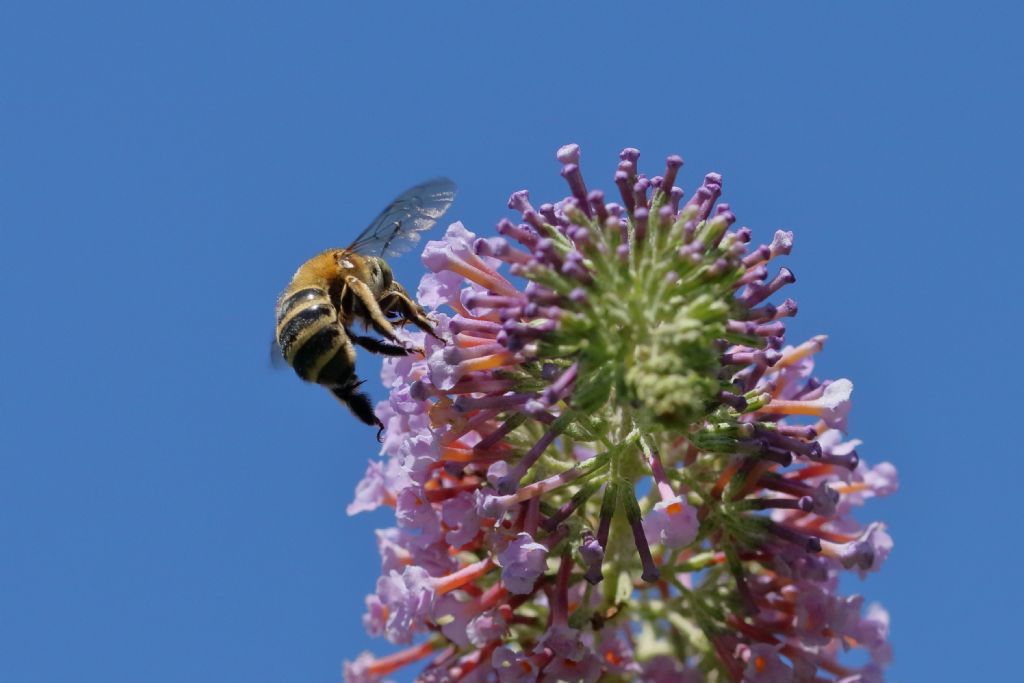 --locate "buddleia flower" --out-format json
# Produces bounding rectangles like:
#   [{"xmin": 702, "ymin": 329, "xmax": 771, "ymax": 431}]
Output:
[{"xmin": 345, "ymin": 145, "xmax": 897, "ymax": 682}]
